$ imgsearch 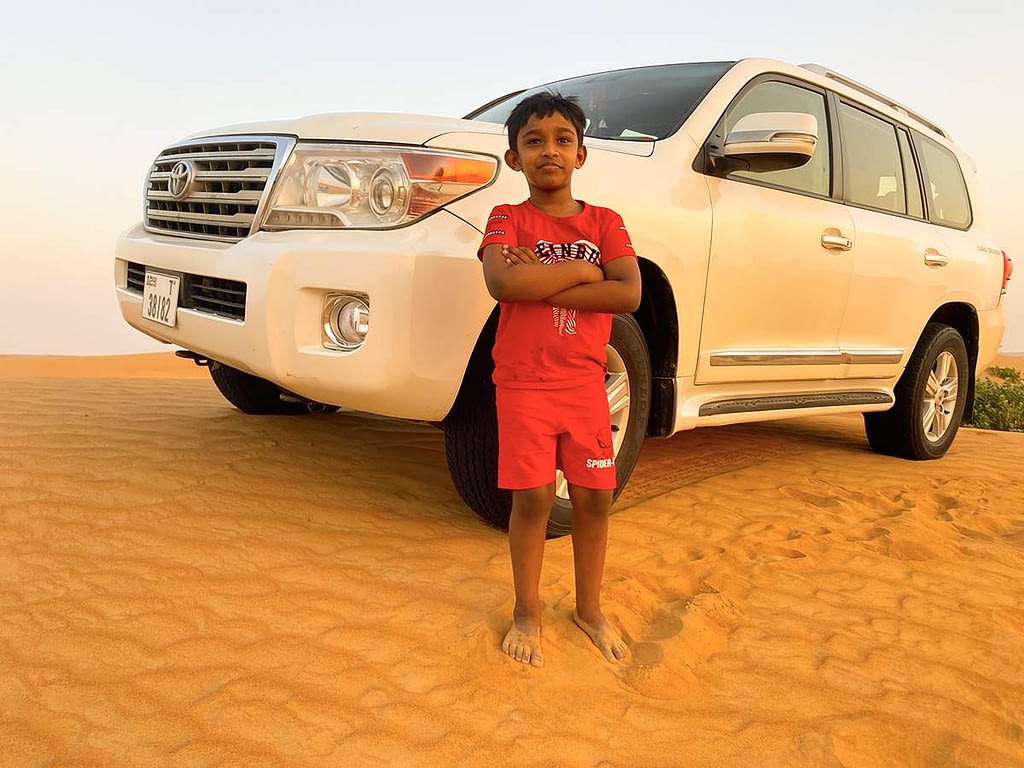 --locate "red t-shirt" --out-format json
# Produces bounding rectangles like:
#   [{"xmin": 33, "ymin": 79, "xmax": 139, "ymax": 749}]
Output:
[{"xmin": 478, "ymin": 200, "xmax": 637, "ymax": 389}]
